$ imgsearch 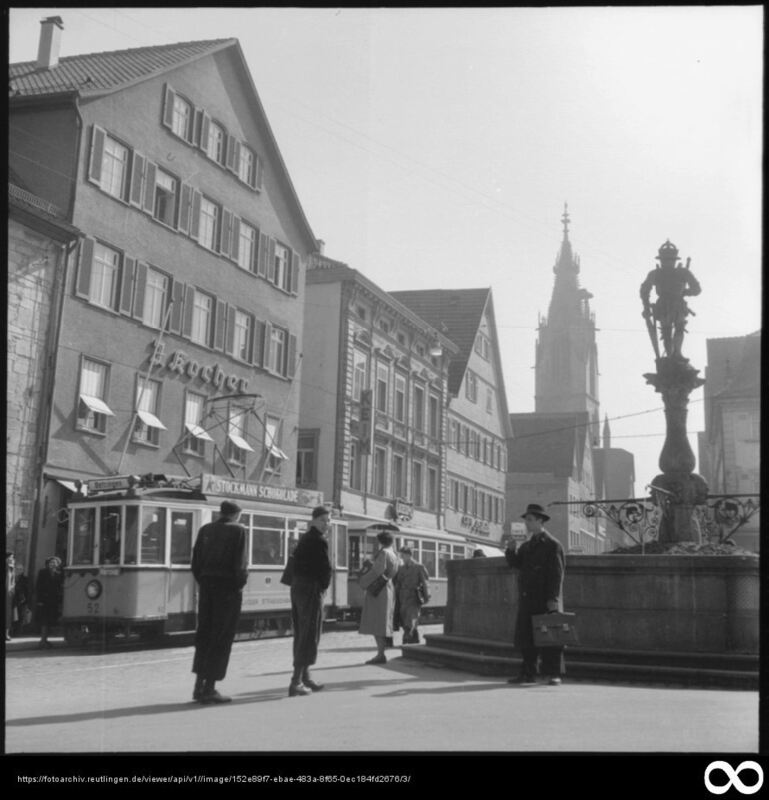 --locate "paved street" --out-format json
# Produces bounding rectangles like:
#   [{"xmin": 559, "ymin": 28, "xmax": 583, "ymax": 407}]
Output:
[{"xmin": 5, "ymin": 624, "xmax": 758, "ymax": 754}]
